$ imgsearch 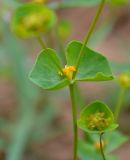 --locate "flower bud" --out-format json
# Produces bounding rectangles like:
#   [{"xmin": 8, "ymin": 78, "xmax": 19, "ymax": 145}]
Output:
[
  {"xmin": 94, "ymin": 140, "xmax": 105, "ymax": 151},
  {"xmin": 118, "ymin": 73, "xmax": 130, "ymax": 88}
]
